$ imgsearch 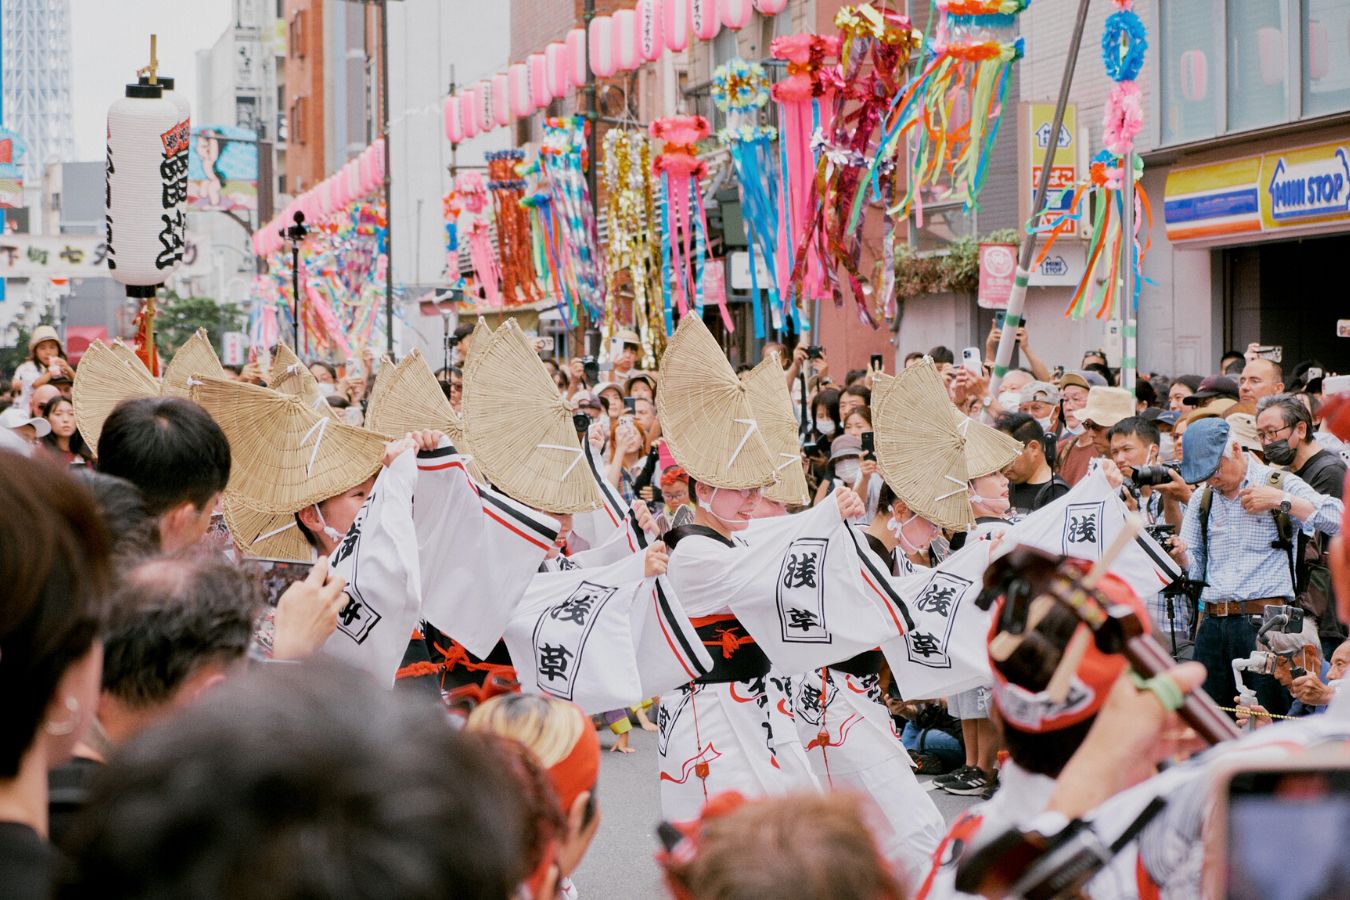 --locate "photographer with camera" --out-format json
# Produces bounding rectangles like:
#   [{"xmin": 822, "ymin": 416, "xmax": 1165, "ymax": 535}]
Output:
[
  {"xmin": 1175, "ymin": 418, "xmax": 1344, "ymax": 715},
  {"xmin": 1108, "ymin": 417, "xmax": 1194, "ymax": 650}
]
